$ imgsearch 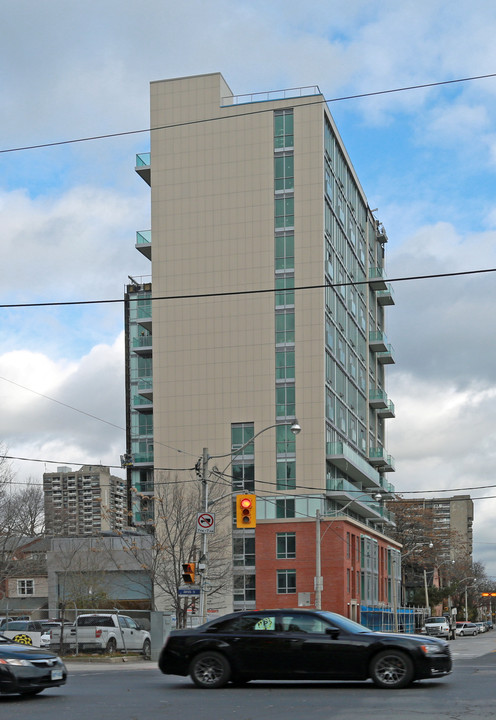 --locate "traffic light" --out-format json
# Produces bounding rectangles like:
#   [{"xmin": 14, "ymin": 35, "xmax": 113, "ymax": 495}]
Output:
[
  {"xmin": 236, "ymin": 494, "xmax": 256, "ymax": 528},
  {"xmin": 182, "ymin": 563, "xmax": 196, "ymax": 584}
]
